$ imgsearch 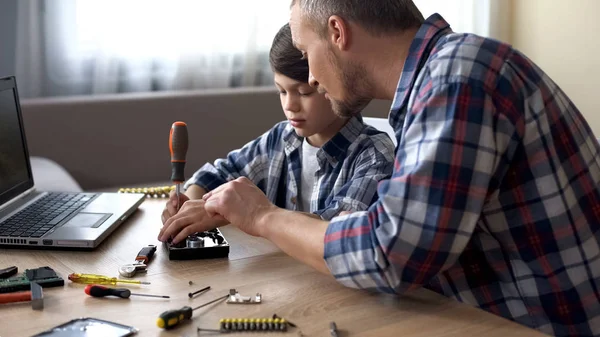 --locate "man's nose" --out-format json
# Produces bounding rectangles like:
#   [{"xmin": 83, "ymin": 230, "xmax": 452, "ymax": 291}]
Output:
[{"xmin": 308, "ymin": 71, "xmax": 319, "ymax": 88}]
